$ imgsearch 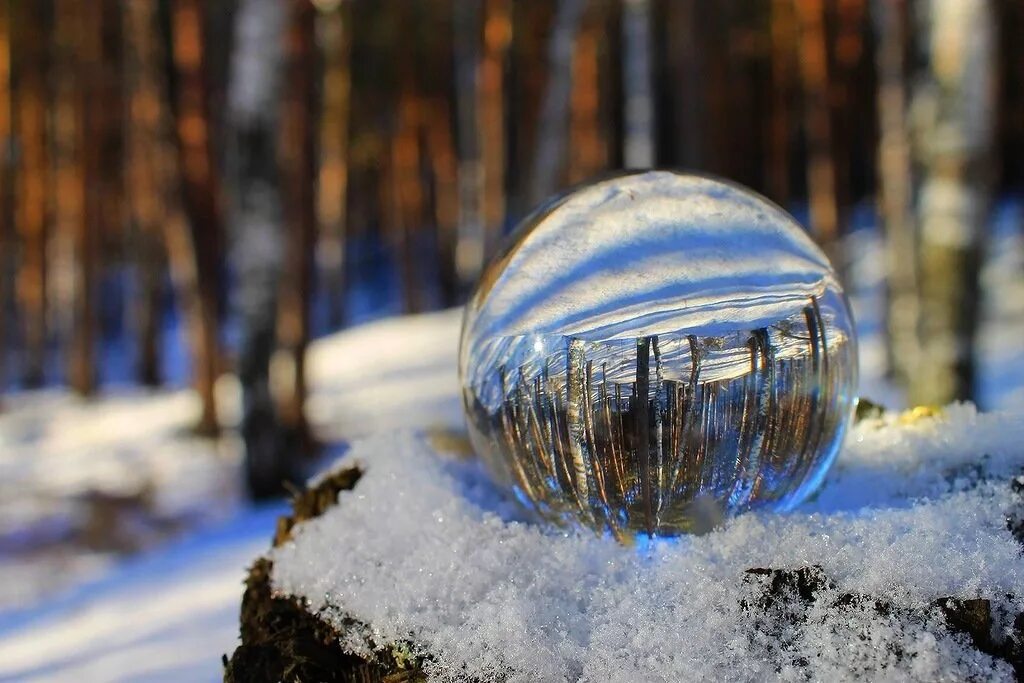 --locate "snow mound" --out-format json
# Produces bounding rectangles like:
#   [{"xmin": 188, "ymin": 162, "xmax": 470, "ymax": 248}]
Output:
[{"xmin": 273, "ymin": 406, "xmax": 1024, "ymax": 681}]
